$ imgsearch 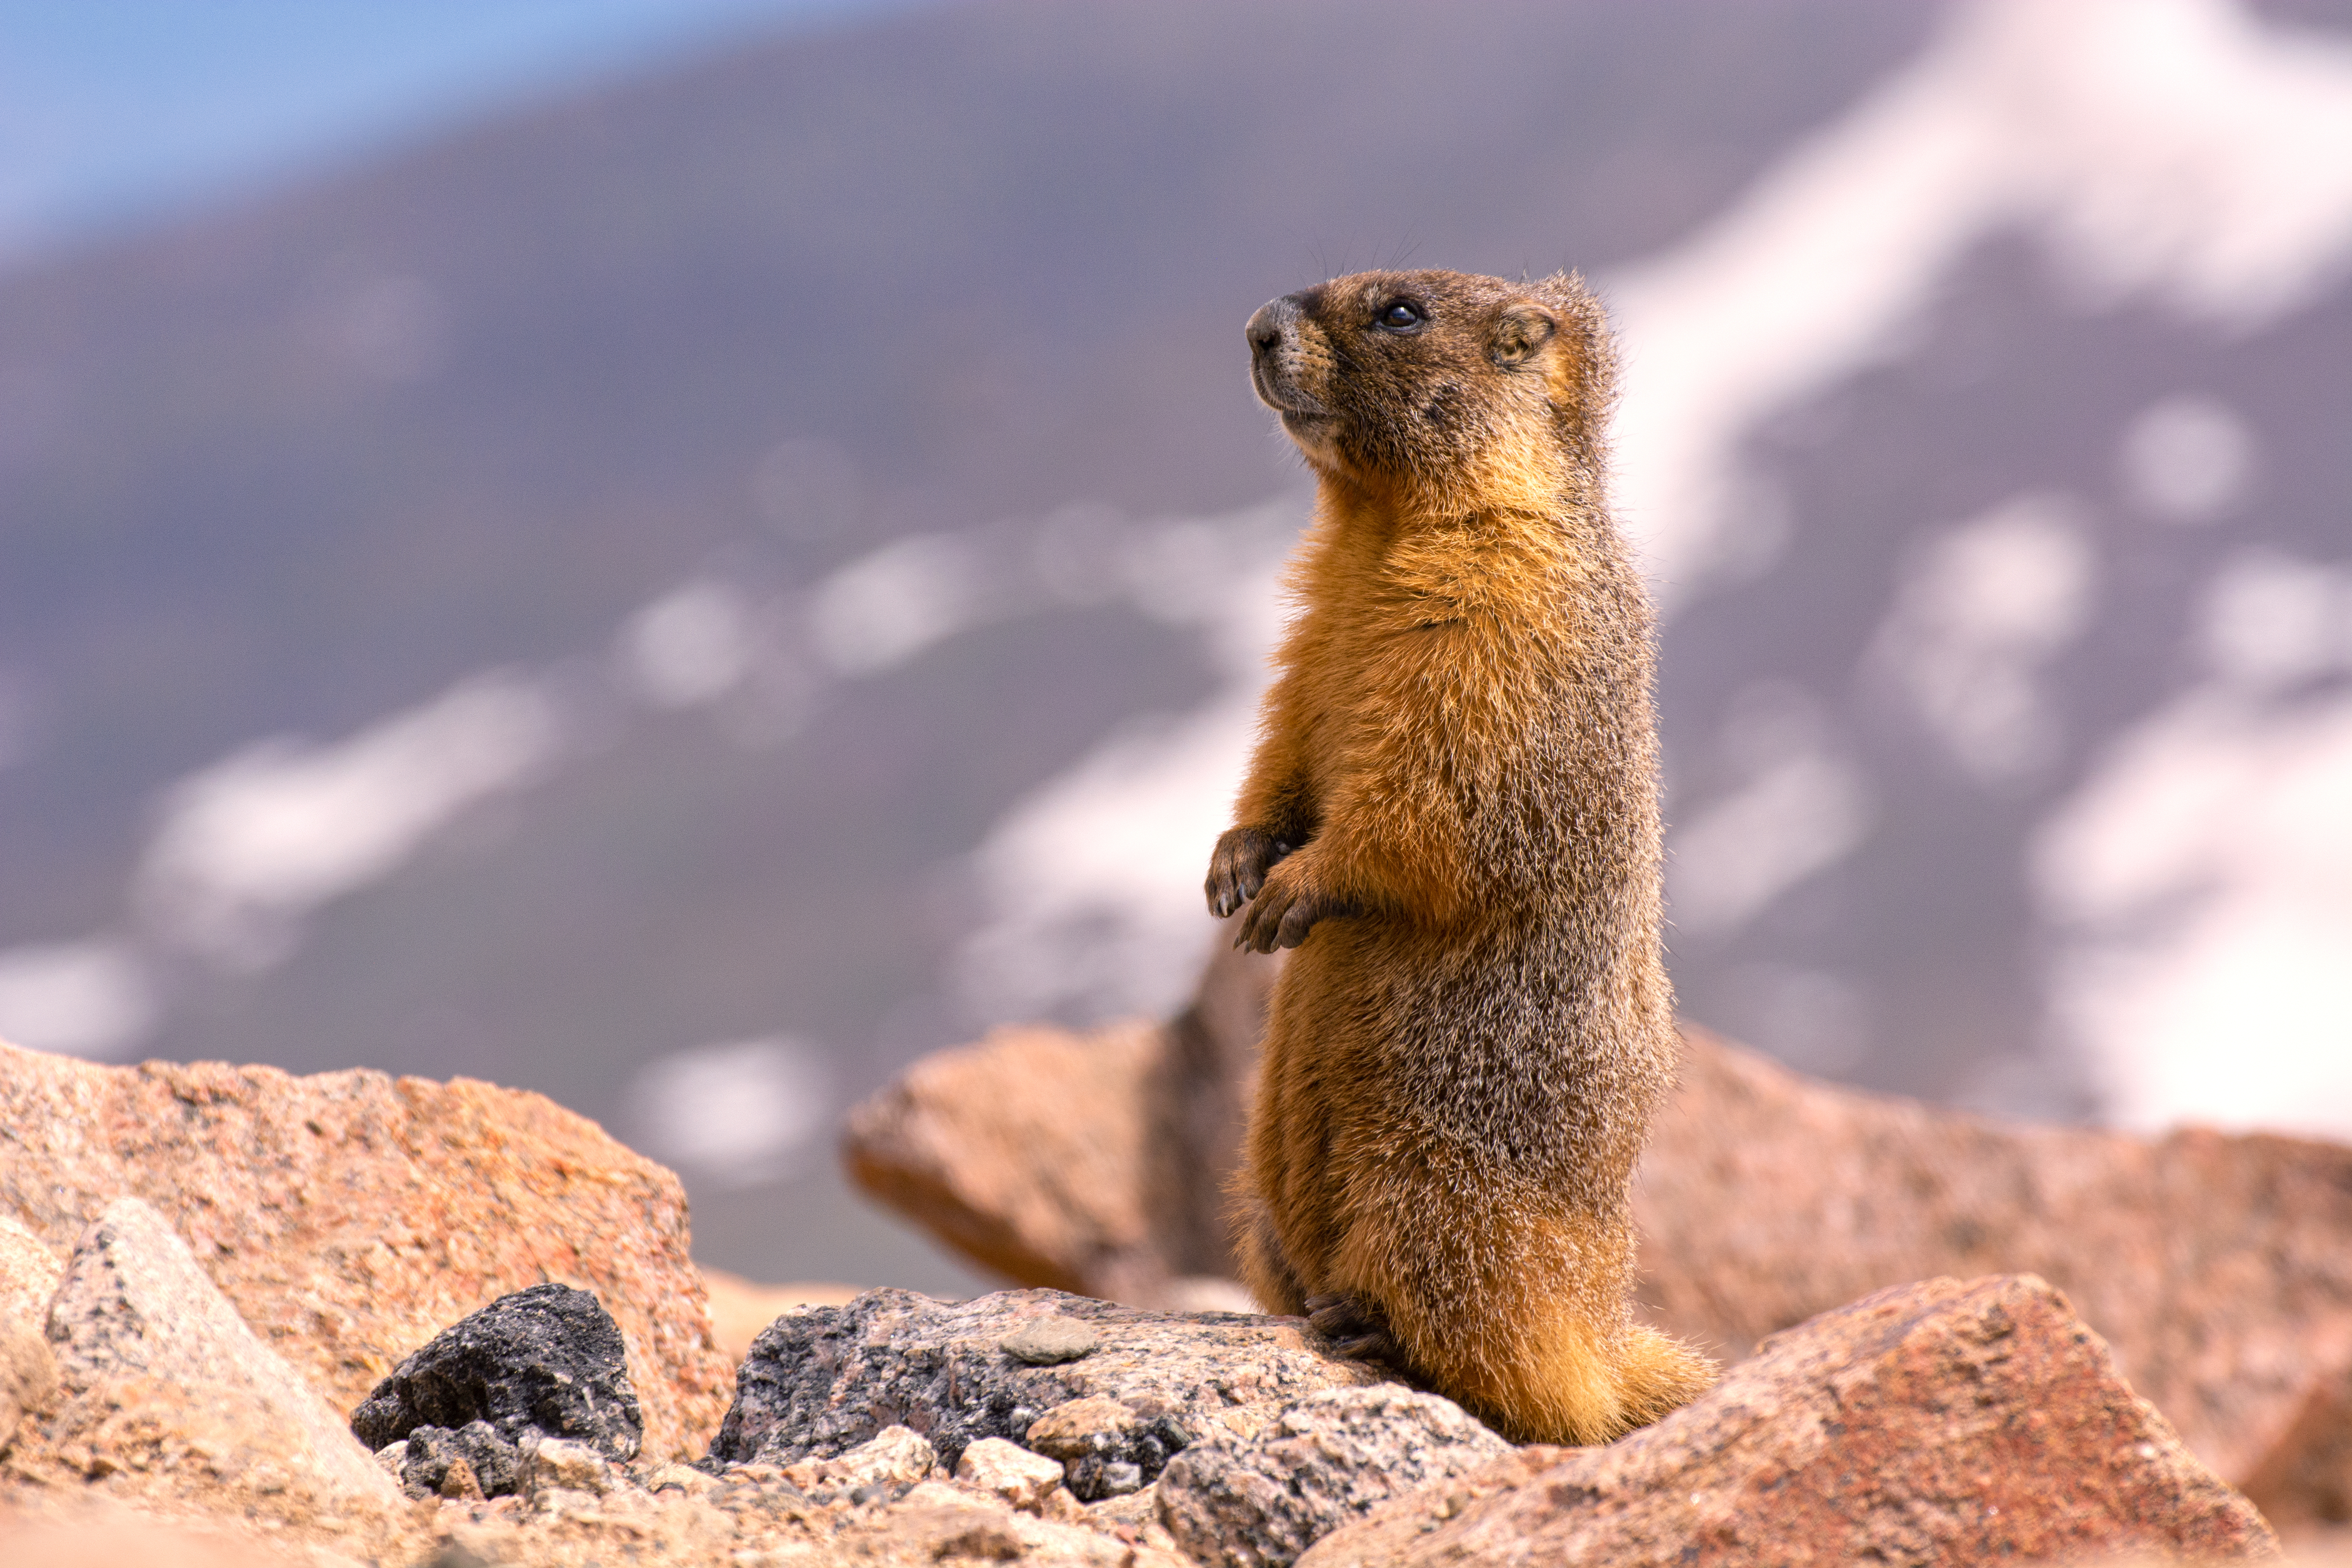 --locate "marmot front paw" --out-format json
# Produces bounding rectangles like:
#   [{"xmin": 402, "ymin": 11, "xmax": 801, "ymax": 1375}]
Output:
[
  {"xmin": 1234, "ymin": 857, "xmax": 1354, "ymax": 952},
  {"xmin": 1205, "ymin": 825, "xmax": 1292, "ymax": 918}
]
